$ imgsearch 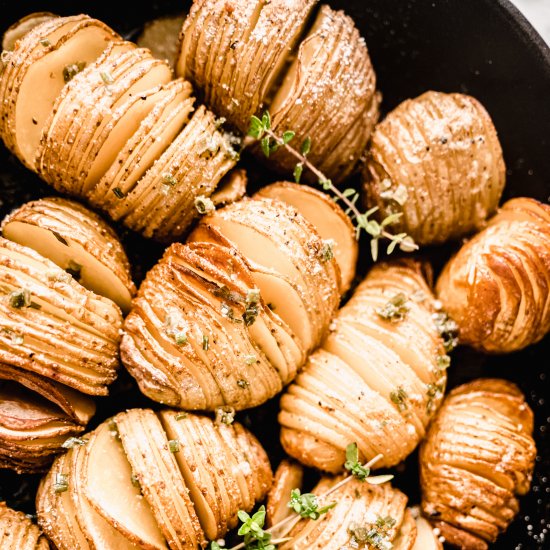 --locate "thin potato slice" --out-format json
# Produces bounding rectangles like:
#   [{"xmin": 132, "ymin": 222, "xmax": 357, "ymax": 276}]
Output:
[
  {"xmin": 363, "ymin": 91, "xmax": 506, "ymax": 245},
  {"xmin": 82, "ymin": 422, "xmax": 167, "ymax": 550},
  {"xmin": 91, "ymin": 78, "xmax": 194, "ymax": 209},
  {"xmin": 255, "ymin": 182, "xmax": 358, "ymax": 293},
  {"xmin": 2, "ymin": 197, "xmax": 135, "ymax": 313},
  {"xmin": 177, "ymin": 0, "xmax": 317, "ymax": 132},
  {"xmin": 12, "ymin": 17, "xmax": 119, "ymax": 169},
  {"xmin": 266, "ymin": 459, "xmax": 304, "ymax": 527},
  {"xmin": 279, "ymin": 260, "xmax": 448, "ymax": 473},
  {"xmin": 210, "ymin": 168, "xmax": 247, "ymax": 207},
  {"xmin": 0, "ymin": 502, "xmax": 49, "ymax": 550},
  {"xmin": 410, "ymin": 510, "xmax": 443, "ymax": 550},
  {"xmin": 2, "ymin": 12, "xmax": 56, "ymax": 51},
  {"xmin": 267, "ymin": 5, "xmax": 380, "ymax": 183},
  {"xmin": 0, "ymin": 237, "xmax": 122, "ymax": 396},
  {"xmin": 436, "ymin": 197, "xmax": 550, "ymax": 353},
  {"xmin": 115, "ymin": 409, "xmax": 205, "ymax": 550}
]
